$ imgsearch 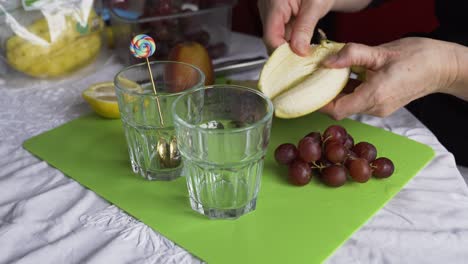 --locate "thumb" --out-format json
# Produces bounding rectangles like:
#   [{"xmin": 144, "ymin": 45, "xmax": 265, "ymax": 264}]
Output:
[
  {"xmin": 319, "ymin": 82, "xmax": 375, "ymax": 120},
  {"xmin": 323, "ymin": 43, "xmax": 394, "ymax": 71},
  {"xmin": 290, "ymin": 2, "xmax": 321, "ymax": 56}
]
